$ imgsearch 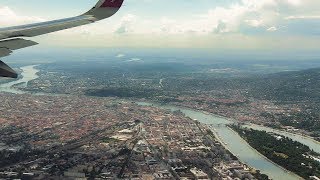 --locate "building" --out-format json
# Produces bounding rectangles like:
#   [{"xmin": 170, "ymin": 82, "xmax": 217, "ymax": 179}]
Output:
[{"xmin": 190, "ymin": 168, "xmax": 209, "ymax": 180}]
